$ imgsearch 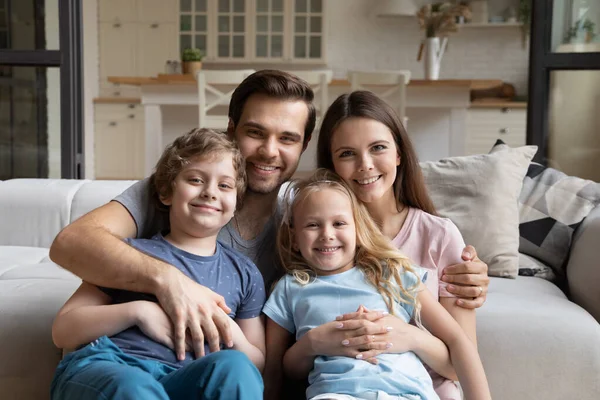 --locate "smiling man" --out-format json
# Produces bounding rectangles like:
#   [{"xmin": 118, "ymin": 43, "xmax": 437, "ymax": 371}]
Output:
[{"xmin": 49, "ymin": 70, "xmax": 316, "ymax": 364}]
